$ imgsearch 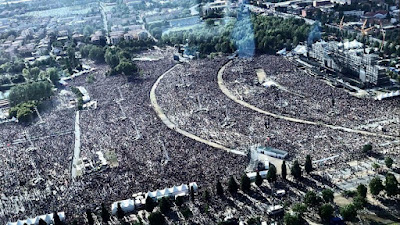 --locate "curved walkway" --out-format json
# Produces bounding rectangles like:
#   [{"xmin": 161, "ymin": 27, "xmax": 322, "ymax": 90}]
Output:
[
  {"xmin": 150, "ymin": 64, "xmax": 246, "ymax": 156},
  {"xmin": 218, "ymin": 61, "xmax": 399, "ymax": 140}
]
